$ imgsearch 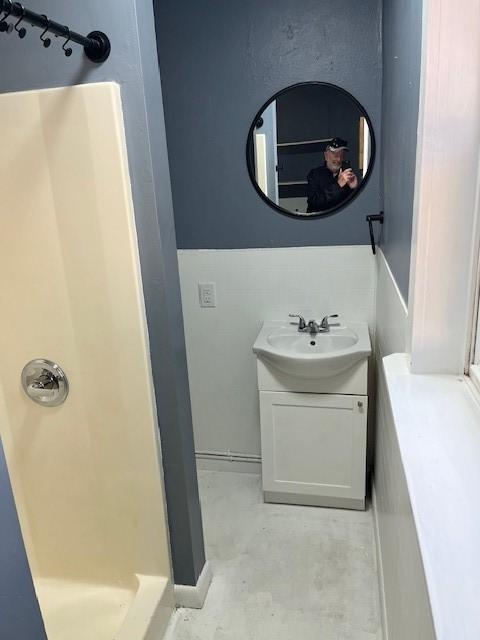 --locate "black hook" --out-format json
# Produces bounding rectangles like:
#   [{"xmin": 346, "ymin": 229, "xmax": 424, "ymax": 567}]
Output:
[
  {"xmin": 13, "ymin": 3, "xmax": 26, "ymax": 38},
  {"xmin": 39, "ymin": 14, "xmax": 50, "ymax": 47},
  {"xmin": 0, "ymin": 1, "xmax": 14, "ymax": 34},
  {"xmin": 366, "ymin": 212, "xmax": 384, "ymax": 255},
  {"xmin": 62, "ymin": 26, "xmax": 72, "ymax": 57}
]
